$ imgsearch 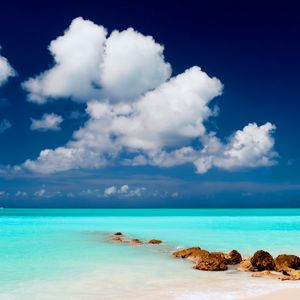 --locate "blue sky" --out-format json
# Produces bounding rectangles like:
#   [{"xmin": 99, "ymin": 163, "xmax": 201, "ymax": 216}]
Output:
[{"xmin": 0, "ymin": 0, "xmax": 300, "ymax": 207}]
